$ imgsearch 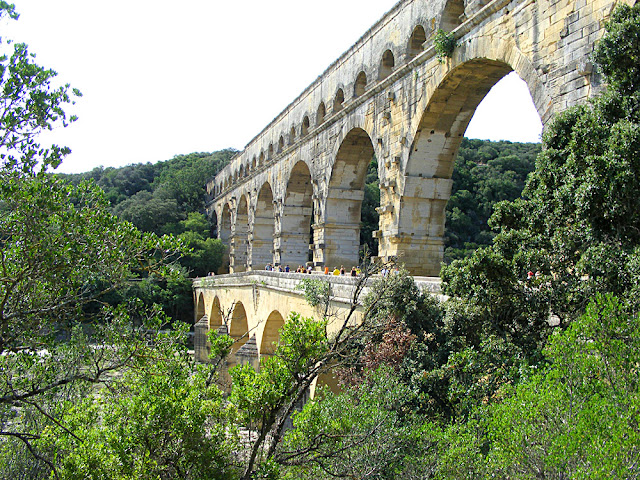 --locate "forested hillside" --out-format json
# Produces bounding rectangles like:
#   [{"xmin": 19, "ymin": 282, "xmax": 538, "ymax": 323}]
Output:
[
  {"xmin": 64, "ymin": 149, "xmax": 235, "ymax": 236},
  {"xmin": 61, "ymin": 150, "xmax": 235, "ymax": 322}
]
